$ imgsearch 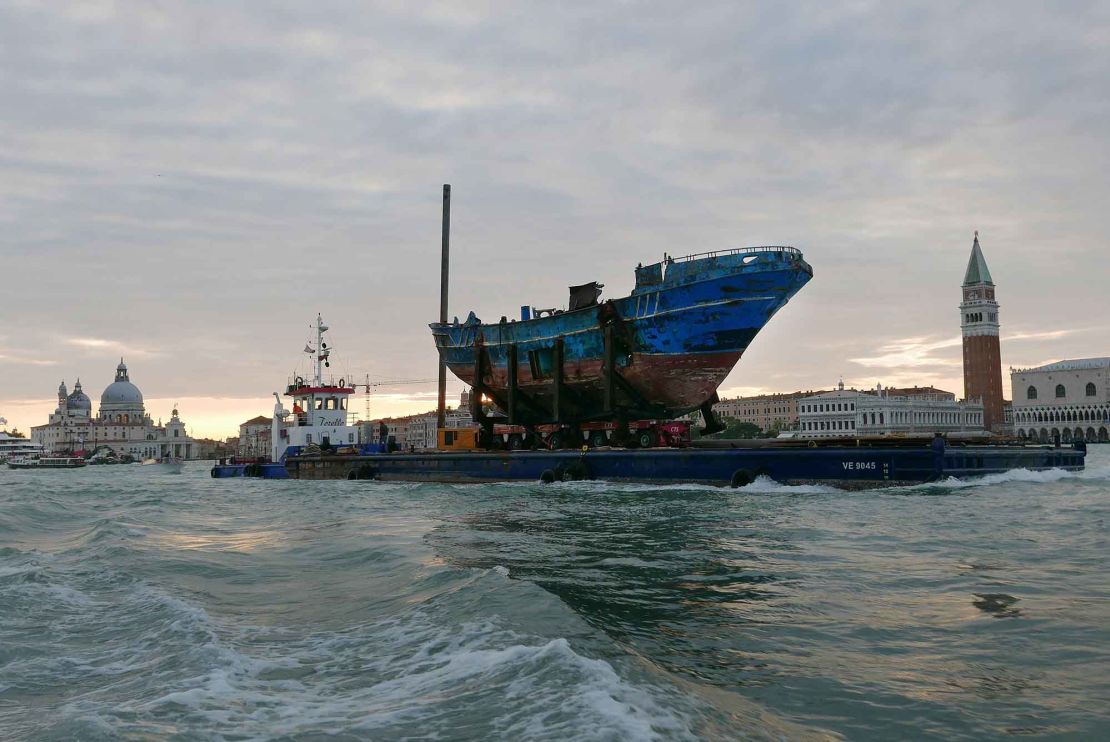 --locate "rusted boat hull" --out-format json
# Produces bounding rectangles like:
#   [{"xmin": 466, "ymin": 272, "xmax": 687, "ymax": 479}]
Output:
[{"xmin": 431, "ymin": 247, "xmax": 812, "ymax": 423}]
